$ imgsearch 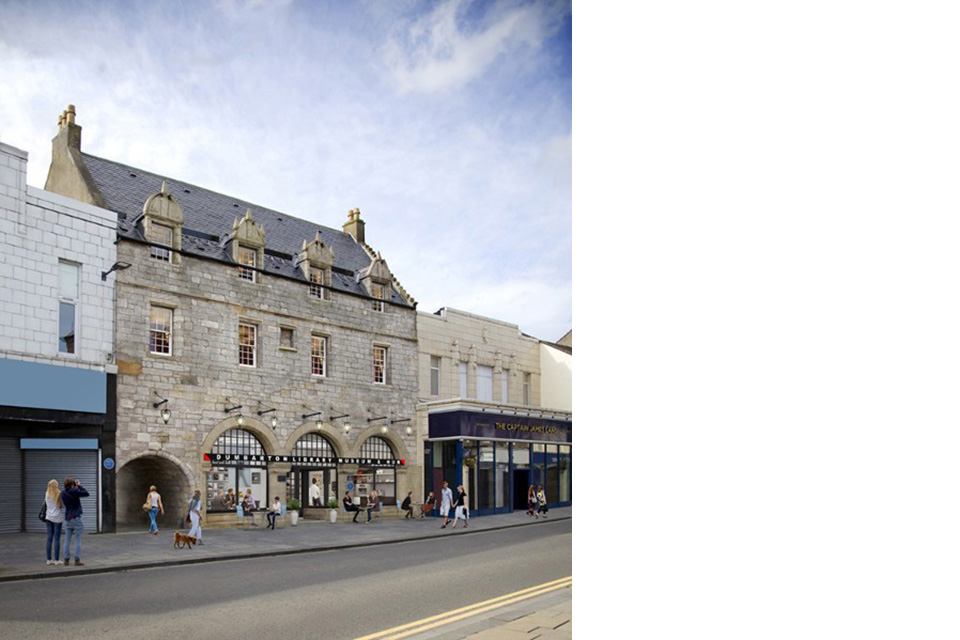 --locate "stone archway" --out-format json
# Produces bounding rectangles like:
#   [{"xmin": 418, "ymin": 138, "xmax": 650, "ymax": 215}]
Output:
[{"xmin": 116, "ymin": 452, "xmax": 193, "ymax": 530}]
